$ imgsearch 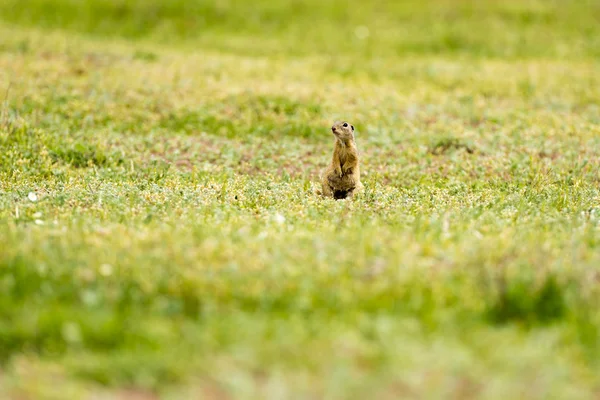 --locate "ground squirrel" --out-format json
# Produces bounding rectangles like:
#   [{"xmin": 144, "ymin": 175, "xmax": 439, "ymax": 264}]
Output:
[{"xmin": 318, "ymin": 121, "xmax": 364, "ymax": 199}]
